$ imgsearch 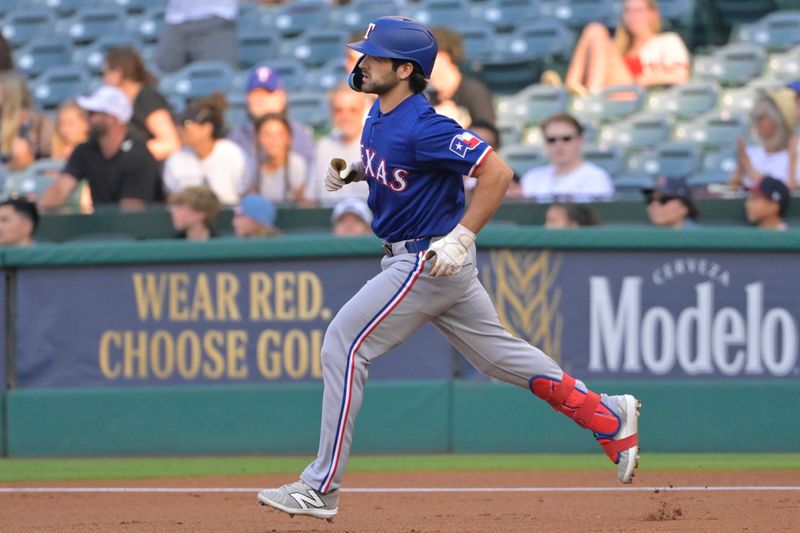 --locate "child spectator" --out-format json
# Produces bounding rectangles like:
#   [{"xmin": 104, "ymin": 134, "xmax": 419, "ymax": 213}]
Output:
[
  {"xmin": 0, "ymin": 197, "xmax": 38, "ymax": 246},
  {"xmin": 52, "ymin": 100, "xmax": 89, "ymax": 161},
  {"xmin": 520, "ymin": 113, "xmax": 614, "ymax": 201},
  {"xmin": 545, "ymin": 203, "xmax": 601, "ymax": 228},
  {"xmin": 103, "ymin": 46, "xmax": 180, "ymax": 162},
  {"xmin": 254, "ymin": 113, "xmax": 307, "ymax": 203},
  {"xmin": 0, "ymin": 72, "xmax": 54, "ymax": 171},
  {"xmin": 547, "ymin": 0, "xmax": 689, "ymax": 95},
  {"xmin": 163, "ymin": 93, "xmax": 248, "ymax": 206},
  {"xmin": 745, "ymin": 176, "xmax": 791, "ymax": 231},
  {"xmin": 168, "ymin": 185, "xmax": 220, "ymax": 241},
  {"xmin": 233, "ymin": 193, "xmax": 280, "ymax": 238},
  {"xmin": 642, "ymin": 176, "xmax": 699, "ymax": 229}
]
